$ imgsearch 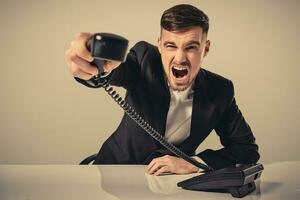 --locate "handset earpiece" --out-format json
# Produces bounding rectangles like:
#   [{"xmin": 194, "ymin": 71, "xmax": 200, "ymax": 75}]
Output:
[{"xmin": 87, "ymin": 33, "xmax": 129, "ymax": 79}]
